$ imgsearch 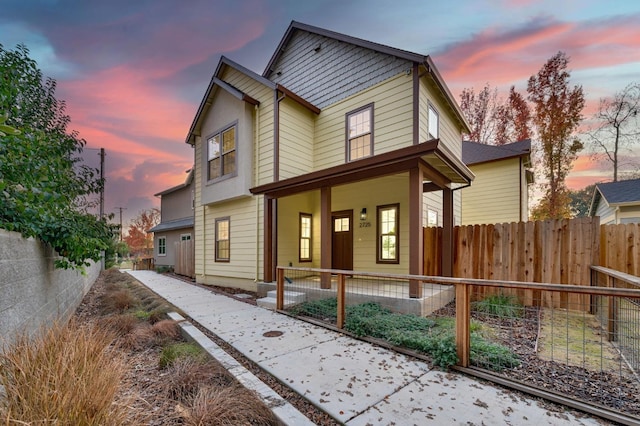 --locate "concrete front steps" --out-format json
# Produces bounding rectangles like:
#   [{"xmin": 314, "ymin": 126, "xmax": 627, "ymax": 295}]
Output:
[{"xmin": 256, "ymin": 290, "xmax": 306, "ymax": 310}]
